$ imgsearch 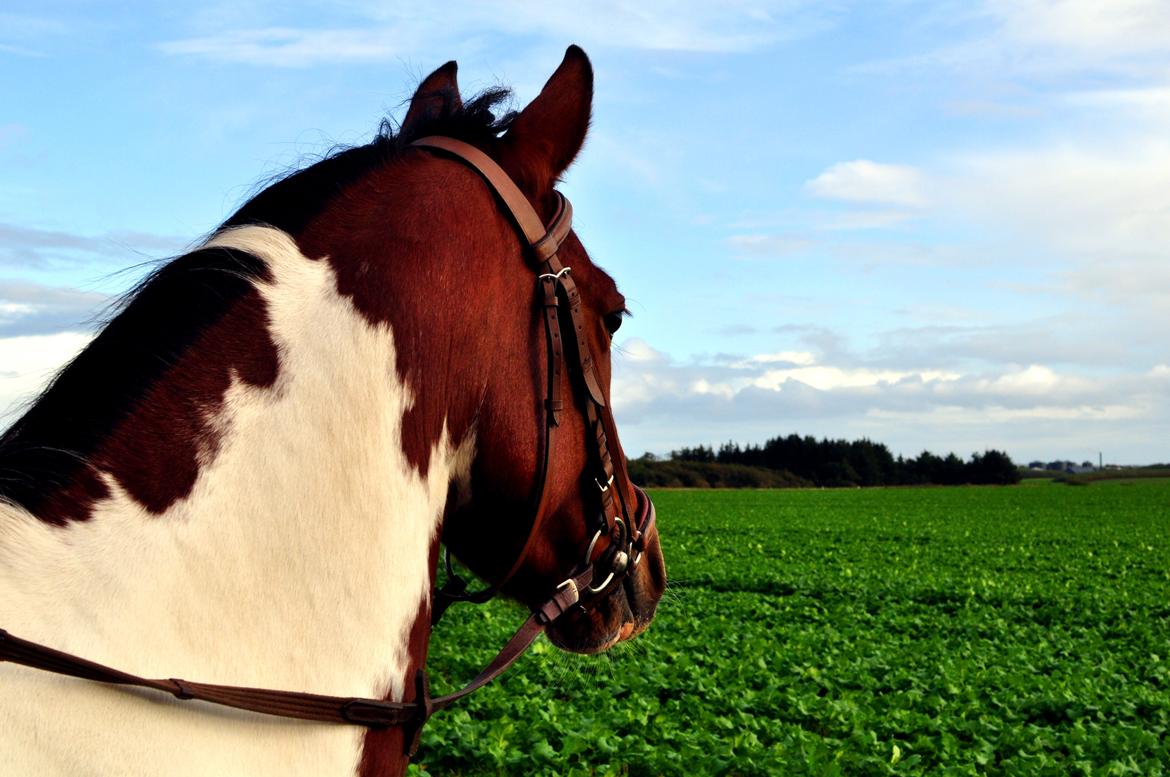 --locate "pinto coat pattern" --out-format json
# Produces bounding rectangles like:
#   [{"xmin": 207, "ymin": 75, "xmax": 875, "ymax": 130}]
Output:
[{"xmin": 0, "ymin": 47, "xmax": 664, "ymax": 777}]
